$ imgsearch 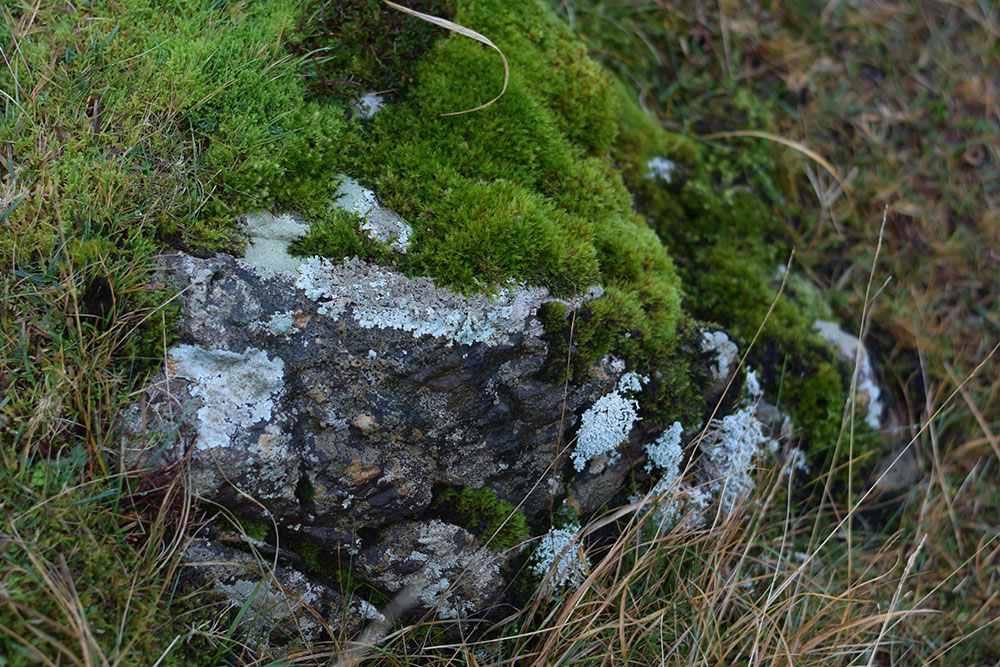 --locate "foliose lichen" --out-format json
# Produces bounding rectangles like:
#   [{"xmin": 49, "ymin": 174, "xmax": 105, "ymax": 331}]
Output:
[{"xmin": 165, "ymin": 344, "xmax": 285, "ymax": 451}]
